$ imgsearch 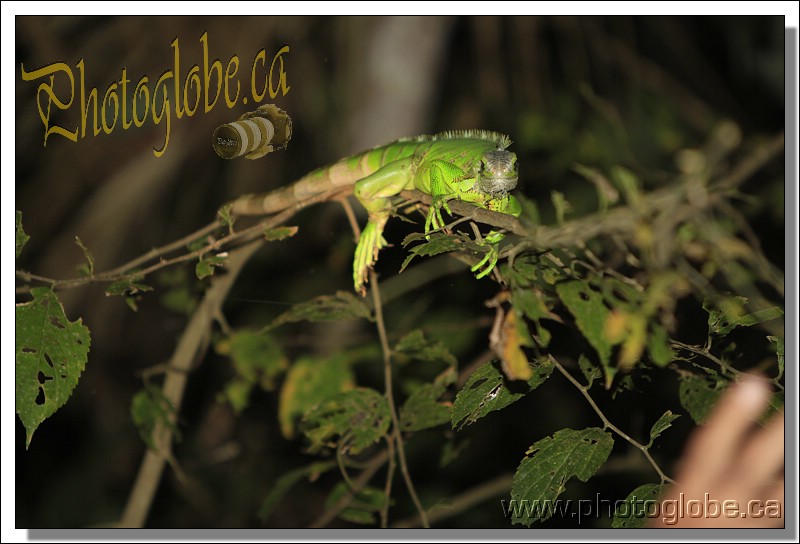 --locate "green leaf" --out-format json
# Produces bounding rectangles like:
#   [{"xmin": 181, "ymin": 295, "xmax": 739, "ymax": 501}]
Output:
[
  {"xmin": 648, "ymin": 410, "xmax": 680, "ymax": 447},
  {"xmin": 611, "ymin": 166, "xmax": 642, "ymax": 208},
  {"xmin": 764, "ymin": 390, "xmax": 785, "ymax": 422},
  {"xmin": 451, "ymin": 359, "xmax": 553, "ymax": 430},
  {"xmin": 269, "ymin": 291, "xmax": 373, "ymax": 329},
  {"xmin": 577, "ymin": 354, "xmax": 601, "ymax": 388},
  {"xmin": 300, "ymin": 388, "xmax": 391, "ymax": 455},
  {"xmin": 186, "ymin": 236, "xmax": 208, "ymax": 252},
  {"xmin": 215, "ymin": 330, "xmax": 288, "ymax": 414},
  {"xmin": 647, "ymin": 324, "xmax": 674, "ymax": 367},
  {"xmin": 220, "ymin": 378, "xmax": 252, "ymax": 415},
  {"xmin": 131, "ymin": 384, "xmax": 177, "ymax": 450},
  {"xmin": 679, "ymin": 374, "xmax": 728, "ymax": 424},
  {"xmin": 227, "ymin": 330, "xmax": 287, "ymax": 389},
  {"xmin": 105, "ymin": 276, "xmax": 153, "ymax": 312},
  {"xmin": 16, "ymin": 210, "xmax": 30, "ymax": 258},
  {"xmin": 264, "ymin": 225, "xmax": 299, "ymax": 241},
  {"xmin": 612, "ymin": 483, "xmax": 664, "ymax": 528},
  {"xmin": 324, "ymin": 483, "xmax": 388, "ymax": 525},
  {"xmin": 511, "ymin": 427, "xmax": 614, "ymax": 525},
  {"xmin": 556, "ymin": 280, "xmax": 612, "ymax": 379},
  {"xmin": 74, "ymin": 236, "xmax": 94, "ymax": 276},
  {"xmin": 550, "ymin": 190, "xmax": 572, "ymax": 225},
  {"xmin": 394, "ymin": 329, "xmax": 457, "ymax": 366},
  {"xmin": 511, "ymin": 287, "xmax": 553, "ymax": 322},
  {"xmin": 278, "ymin": 354, "xmax": 356, "ymax": 439},
  {"xmin": 159, "ymin": 285, "xmax": 197, "ymax": 315},
  {"xmin": 400, "ymin": 368, "xmax": 456, "ymax": 431},
  {"xmin": 217, "ymin": 203, "xmax": 234, "ymax": 231},
  {"xmin": 767, "ymin": 335, "xmax": 784, "ymax": 380},
  {"xmin": 573, "ymin": 163, "xmax": 618, "ymax": 211},
  {"xmin": 704, "ymin": 297, "xmax": 783, "ymax": 336},
  {"xmin": 196, "ymin": 253, "xmax": 229, "ymax": 279},
  {"xmin": 399, "ymin": 232, "xmax": 470, "ymax": 273},
  {"xmin": 105, "ymin": 276, "xmax": 153, "ymax": 297},
  {"xmin": 258, "ymin": 461, "xmax": 337, "ymax": 522},
  {"xmin": 15, "ymin": 287, "xmax": 91, "ymax": 447}
]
